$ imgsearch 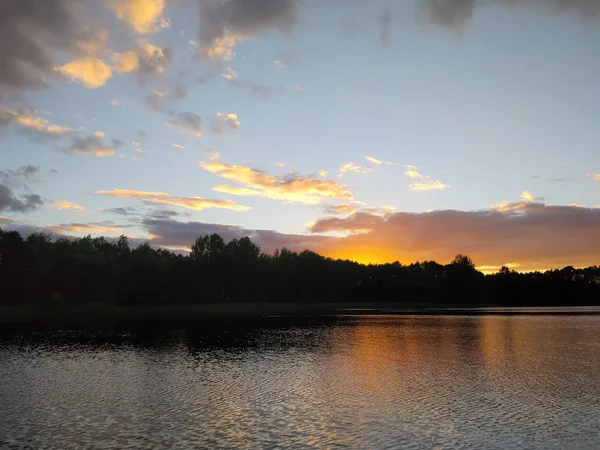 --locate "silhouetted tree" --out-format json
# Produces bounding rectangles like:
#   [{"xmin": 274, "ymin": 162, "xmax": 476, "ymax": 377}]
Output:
[{"xmin": 0, "ymin": 227, "xmax": 598, "ymax": 308}]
